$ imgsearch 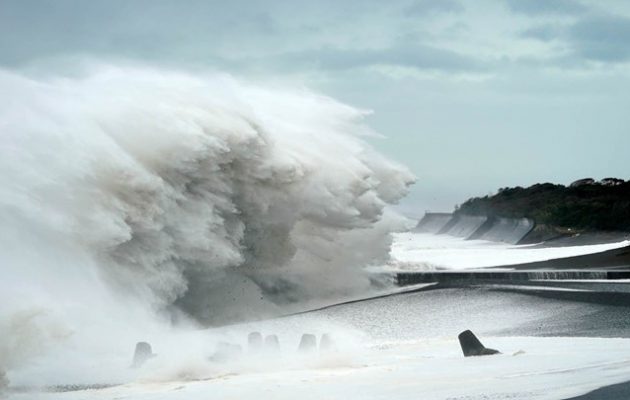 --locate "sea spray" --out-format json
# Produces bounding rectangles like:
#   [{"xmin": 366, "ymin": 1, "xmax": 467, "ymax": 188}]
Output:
[{"xmin": 0, "ymin": 65, "xmax": 414, "ymax": 385}]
